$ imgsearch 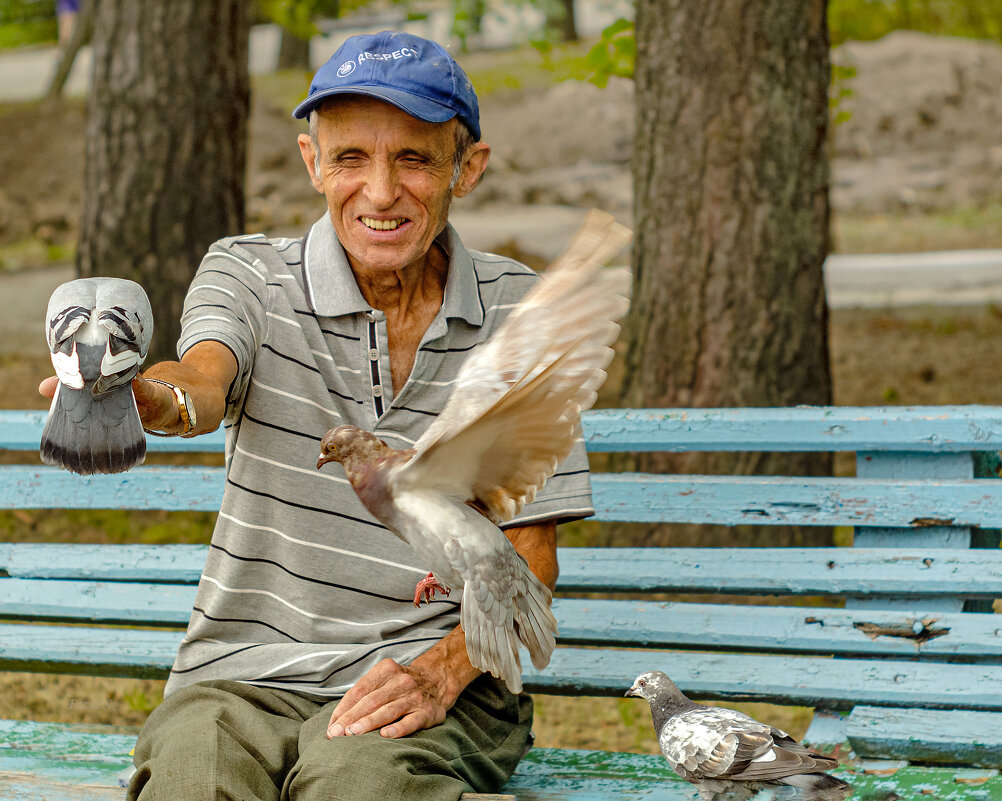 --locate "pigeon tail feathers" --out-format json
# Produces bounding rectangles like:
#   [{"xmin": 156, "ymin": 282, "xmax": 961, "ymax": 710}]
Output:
[
  {"xmin": 40, "ymin": 382, "xmax": 146, "ymax": 475},
  {"xmin": 461, "ymin": 556, "xmax": 557, "ymax": 694}
]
